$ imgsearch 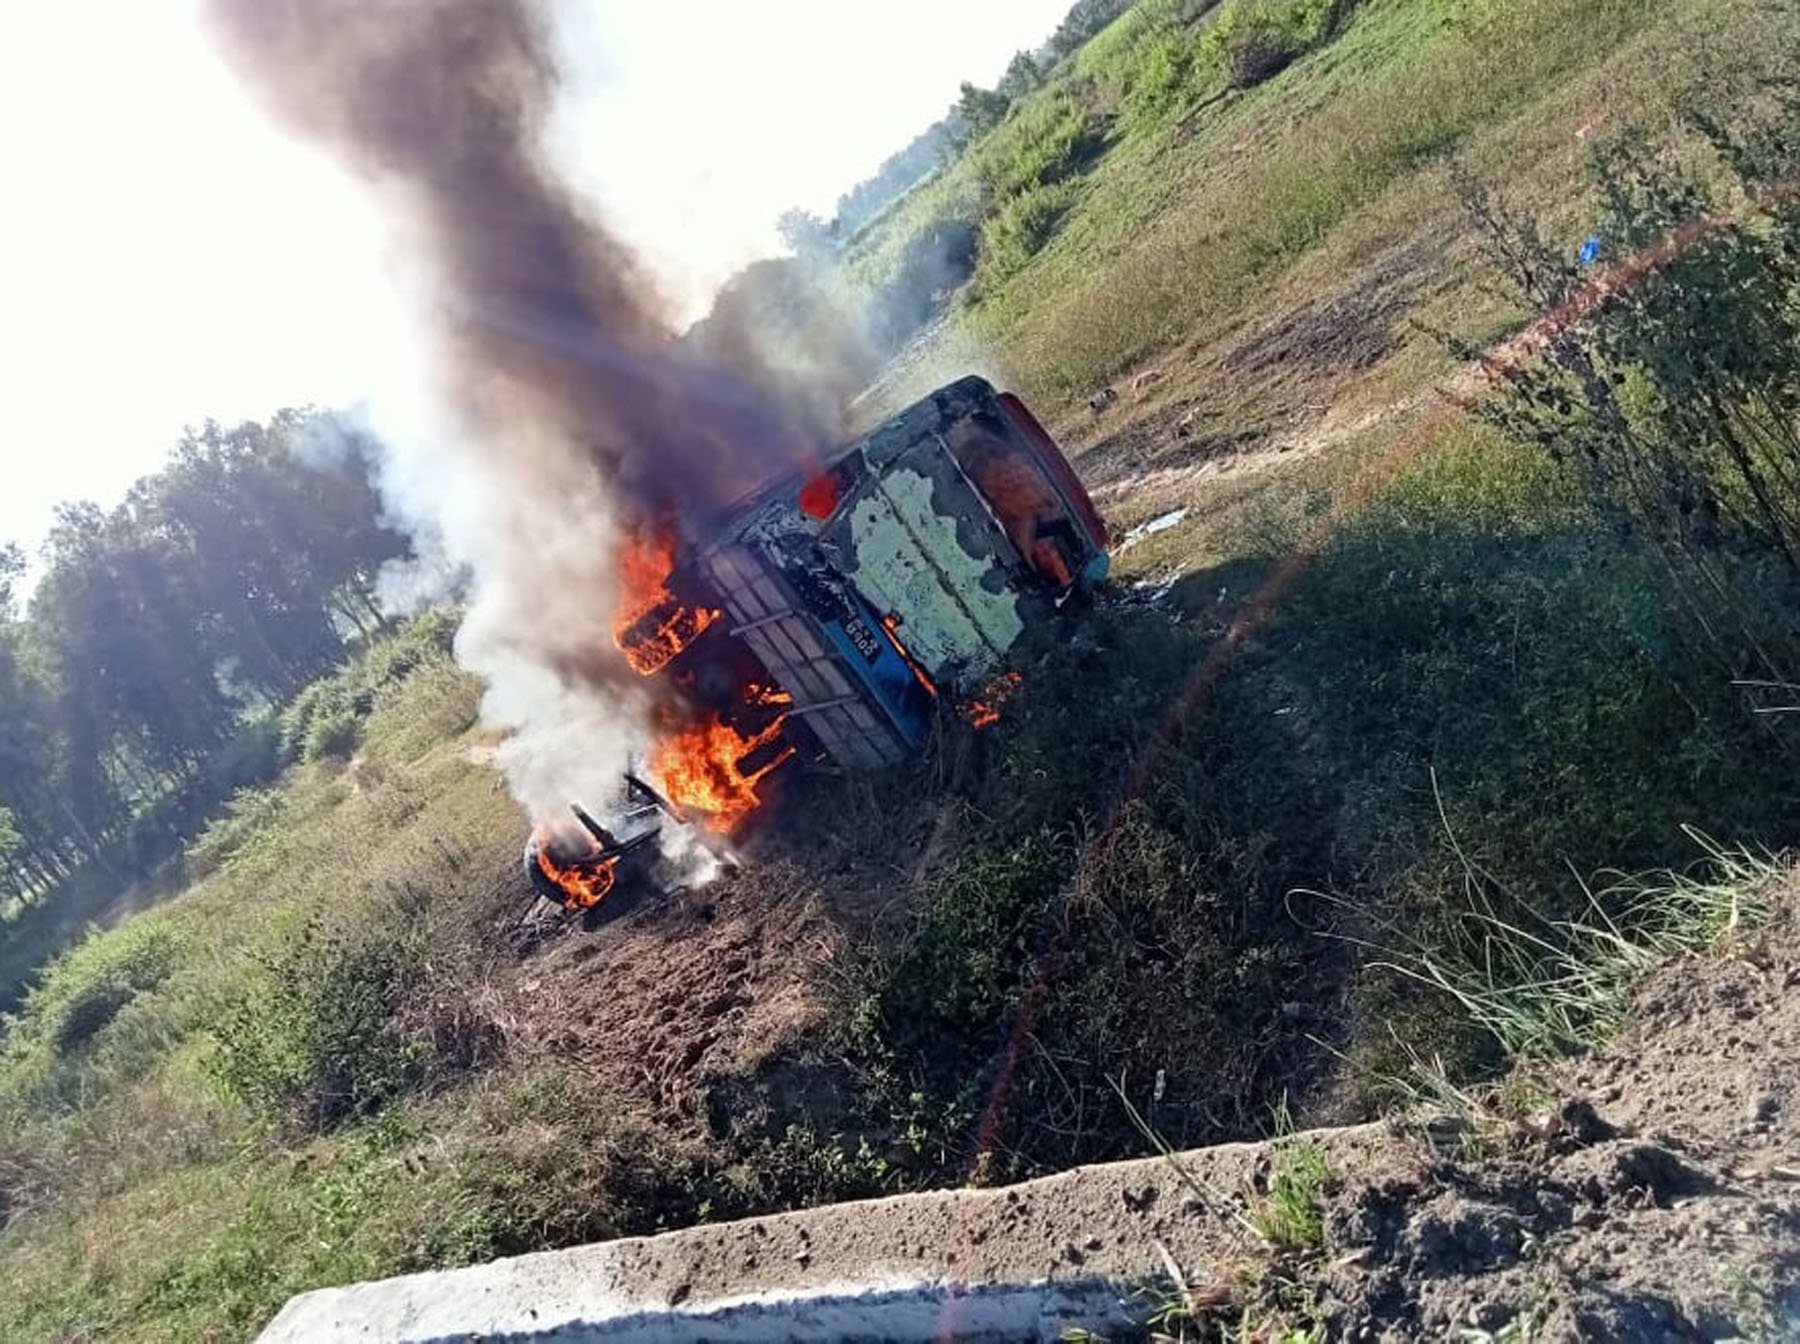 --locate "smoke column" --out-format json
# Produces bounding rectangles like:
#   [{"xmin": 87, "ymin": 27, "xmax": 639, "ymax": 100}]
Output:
[{"xmin": 206, "ymin": 0, "xmax": 825, "ymax": 816}]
